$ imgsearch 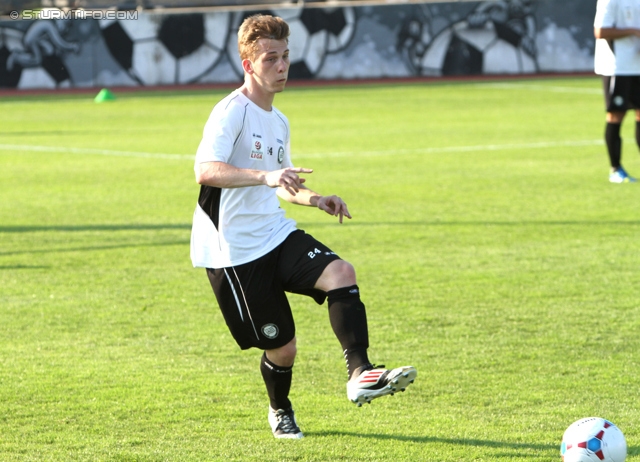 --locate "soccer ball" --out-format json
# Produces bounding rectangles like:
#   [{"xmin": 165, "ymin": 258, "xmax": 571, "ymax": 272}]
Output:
[
  {"xmin": 0, "ymin": 23, "xmax": 75, "ymax": 89},
  {"xmin": 100, "ymin": 12, "xmax": 230, "ymax": 85},
  {"xmin": 286, "ymin": 7, "xmax": 355, "ymax": 78},
  {"xmin": 419, "ymin": 18, "xmax": 536, "ymax": 76},
  {"xmin": 561, "ymin": 417, "xmax": 627, "ymax": 462},
  {"xmin": 226, "ymin": 7, "xmax": 356, "ymax": 79},
  {"xmin": 0, "ymin": 26, "xmax": 24, "ymax": 88}
]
